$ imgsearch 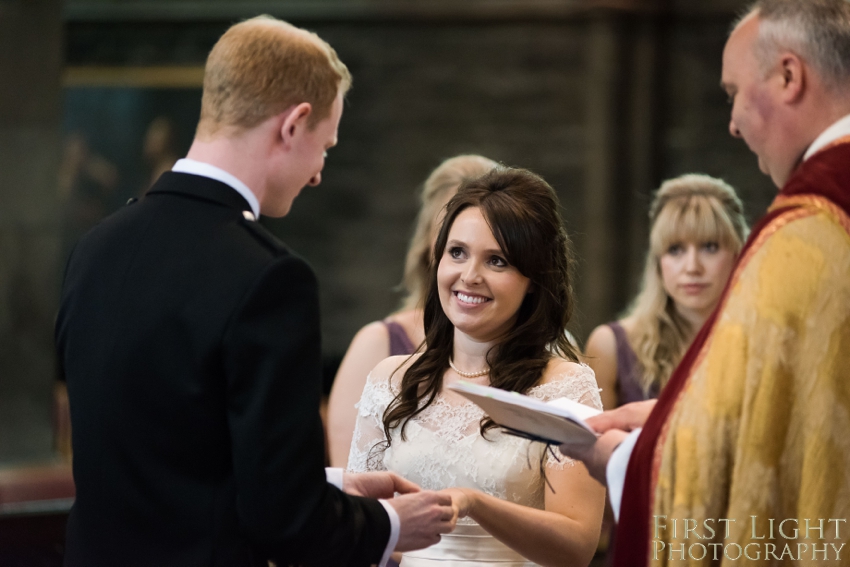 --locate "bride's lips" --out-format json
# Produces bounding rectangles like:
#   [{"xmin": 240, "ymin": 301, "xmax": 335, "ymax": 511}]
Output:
[{"xmin": 453, "ymin": 290, "xmax": 492, "ymax": 306}]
